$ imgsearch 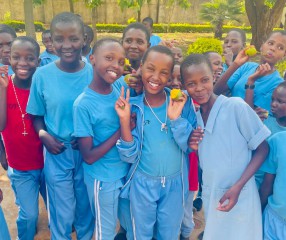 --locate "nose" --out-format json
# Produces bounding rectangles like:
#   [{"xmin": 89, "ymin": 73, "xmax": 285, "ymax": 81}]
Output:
[
  {"xmin": 271, "ymin": 100, "xmax": 278, "ymax": 108},
  {"xmin": 172, "ymin": 78, "xmax": 181, "ymax": 89},
  {"xmin": 62, "ymin": 39, "xmax": 72, "ymax": 48},
  {"xmin": 2, "ymin": 45, "xmax": 10, "ymax": 53}
]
